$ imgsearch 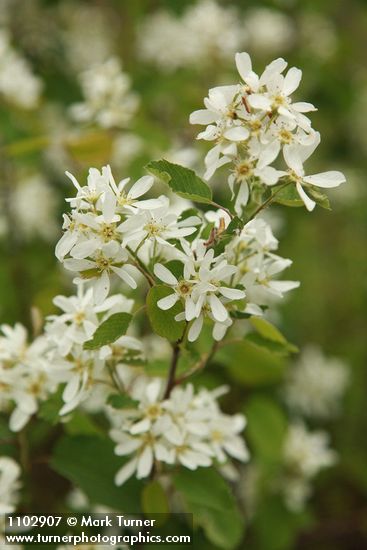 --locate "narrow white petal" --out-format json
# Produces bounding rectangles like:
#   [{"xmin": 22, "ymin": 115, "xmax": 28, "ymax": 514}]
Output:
[
  {"xmin": 115, "ymin": 458, "xmax": 137, "ymax": 486},
  {"xmin": 209, "ymin": 294, "xmax": 228, "ymax": 322},
  {"xmin": 188, "ymin": 315, "xmax": 203, "ymax": 342},
  {"xmin": 189, "ymin": 109, "xmax": 219, "ymax": 125},
  {"xmin": 219, "ymin": 287, "xmax": 245, "ymax": 300},
  {"xmin": 153, "ymin": 263, "xmax": 178, "ymax": 285},
  {"xmin": 283, "ymin": 67, "xmax": 302, "ymax": 96},
  {"xmin": 235, "ymin": 52, "xmax": 252, "ymax": 81},
  {"xmin": 128, "ymin": 175, "xmax": 154, "ymax": 199},
  {"xmin": 157, "ymin": 293, "xmax": 179, "ymax": 310},
  {"xmin": 137, "ymin": 446, "xmax": 153, "ymax": 479},
  {"xmin": 303, "ymin": 171, "xmax": 346, "ymax": 188},
  {"xmin": 296, "ymin": 182, "xmax": 316, "ymax": 211}
]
